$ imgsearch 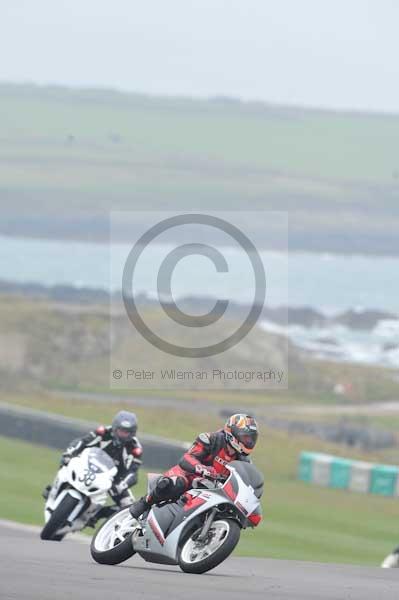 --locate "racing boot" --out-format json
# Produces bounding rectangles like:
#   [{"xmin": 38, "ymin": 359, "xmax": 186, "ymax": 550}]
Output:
[{"xmin": 129, "ymin": 477, "xmax": 174, "ymax": 518}]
